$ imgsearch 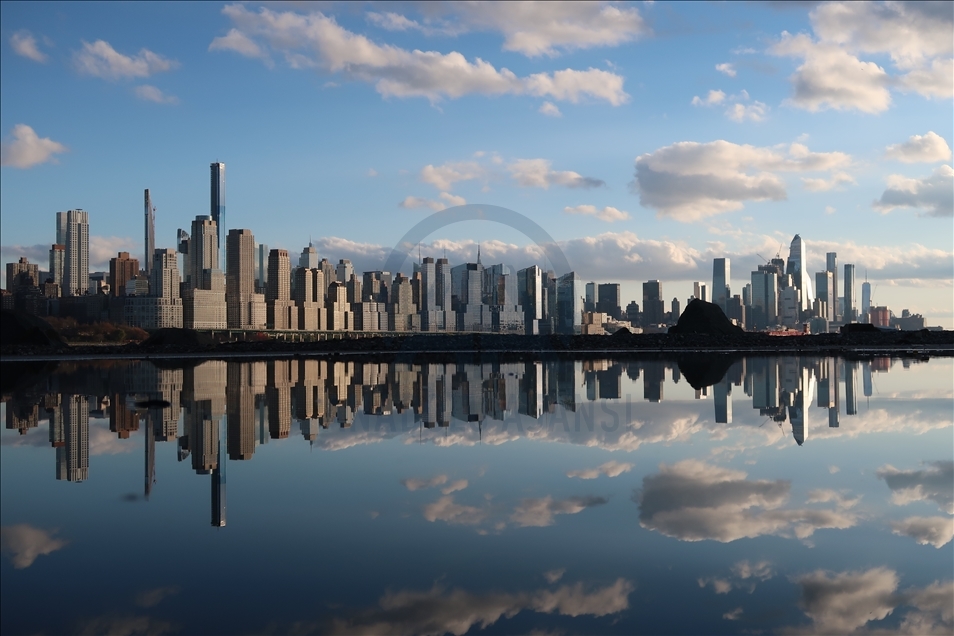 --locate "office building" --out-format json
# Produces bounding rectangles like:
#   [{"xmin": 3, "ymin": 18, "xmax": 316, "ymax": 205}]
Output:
[
  {"xmin": 226, "ymin": 229, "xmax": 266, "ymax": 329},
  {"xmin": 556, "ymin": 272, "xmax": 584, "ymax": 334},
  {"xmin": 861, "ymin": 280, "xmax": 871, "ymax": 320},
  {"xmin": 109, "ymin": 252, "xmax": 139, "ymax": 297},
  {"xmin": 182, "ymin": 216, "xmax": 227, "ymax": 329},
  {"xmin": 255, "ymin": 243, "xmax": 269, "ymax": 294},
  {"xmin": 786, "ymin": 234, "xmax": 813, "ymax": 312},
  {"xmin": 693, "ymin": 281, "xmax": 708, "ymax": 302},
  {"xmin": 712, "ymin": 258, "xmax": 730, "ymax": 311},
  {"xmin": 336, "ymin": 259, "xmax": 354, "ymax": 283},
  {"xmin": 585, "ymin": 282, "xmax": 596, "ymax": 312},
  {"xmin": 517, "ymin": 265, "xmax": 544, "ymax": 335},
  {"xmin": 57, "ymin": 209, "xmax": 89, "ymax": 296},
  {"xmin": 266, "ymin": 249, "xmax": 295, "ymax": 330},
  {"xmin": 210, "ymin": 162, "xmax": 225, "ymax": 254},
  {"xmin": 124, "ymin": 248, "xmax": 183, "ymax": 328},
  {"xmin": 299, "ymin": 244, "xmax": 318, "ymax": 269},
  {"xmin": 597, "ymin": 283, "xmax": 622, "ymax": 320},
  {"xmin": 49, "ymin": 244, "xmax": 65, "ymax": 287},
  {"xmin": 642, "ymin": 280, "xmax": 664, "ymax": 326},
  {"xmin": 144, "ymin": 189, "xmax": 155, "ymax": 277},
  {"xmin": 826, "ymin": 252, "xmax": 838, "ymax": 321},
  {"xmin": 844, "ymin": 263, "xmax": 856, "ymax": 322},
  {"xmin": 815, "ymin": 270, "xmax": 835, "ymax": 322},
  {"xmin": 750, "ymin": 267, "xmax": 778, "ymax": 330},
  {"xmin": 6, "ymin": 258, "xmax": 39, "ymax": 292}
]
